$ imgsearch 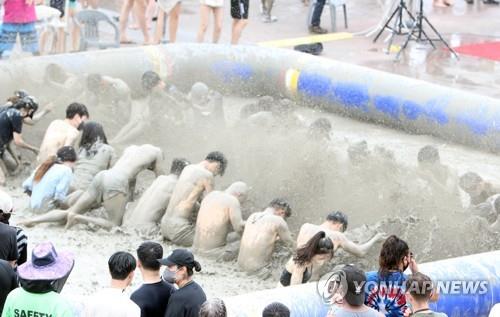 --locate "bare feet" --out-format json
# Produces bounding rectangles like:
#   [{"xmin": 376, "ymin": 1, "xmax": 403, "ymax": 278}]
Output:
[{"xmin": 65, "ymin": 212, "xmax": 78, "ymax": 230}]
